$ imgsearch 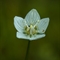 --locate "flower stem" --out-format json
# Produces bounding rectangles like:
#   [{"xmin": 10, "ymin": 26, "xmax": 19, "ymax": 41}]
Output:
[{"xmin": 25, "ymin": 40, "xmax": 30, "ymax": 60}]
